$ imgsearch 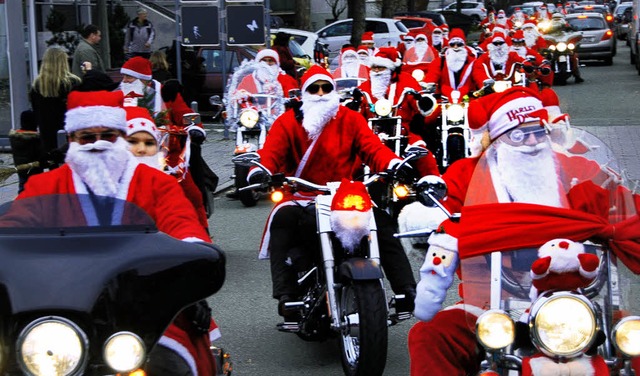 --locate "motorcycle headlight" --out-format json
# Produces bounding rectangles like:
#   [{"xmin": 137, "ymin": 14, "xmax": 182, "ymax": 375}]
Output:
[
  {"xmin": 549, "ymin": 45, "xmax": 557, "ymax": 51},
  {"xmin": 239, "ymin": 109, "xmax": 259, "ymax": 129},
  {"xmin": 447, "ymin": 104, "xmax": 465, "ymax": 123},
  {"xmin": 476, "ymin": 310, "xmax": 515, "ymax": 350},
  {"xmin": 492, "ymin": 80, "xmax": 512, "ymax": 93},
  {"xmin": 103, "ymin": 332, "xmax": 146, "ymax": 373},
  {"xmin": 17, "ymin": 316, "xmax": 88, "ymax": 376},
  {"xmin": 556, "ymin": 42, "xmax": 568, "ymax": 52},
  {"xmin": 568, "ymin": 43, "xmax": 575, "ymax": 50},
  {"xmin": 393, "ymin": 183, "xmax": 410, "ymax": 199},
  {"xmin": 411, "ymin": 69, "xmax": 425, "ymax": 82},
  {"xmin": 529, "ymin": 292, "xmax": 597, "ymax": 358},
  {"xmin": 374, "ymin": 99, "xmax": 393, "ymax": 117},
  {"xmin": 612, "ymin": 316, "xmax": 640, "ymax": 357}
]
